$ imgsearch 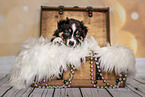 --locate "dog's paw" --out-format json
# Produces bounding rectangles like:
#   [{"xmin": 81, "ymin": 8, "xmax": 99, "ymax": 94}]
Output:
[{"xmin": 52, "ymin": 37, "xmax": 63, "ymax": 45}]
